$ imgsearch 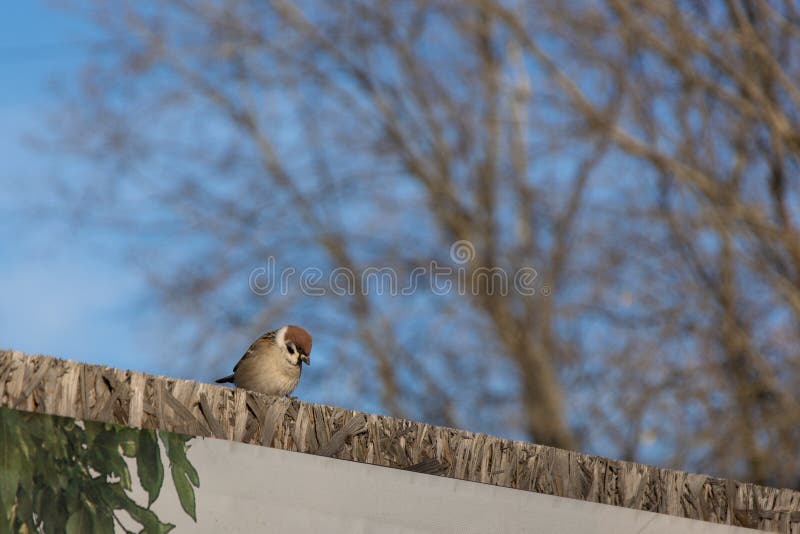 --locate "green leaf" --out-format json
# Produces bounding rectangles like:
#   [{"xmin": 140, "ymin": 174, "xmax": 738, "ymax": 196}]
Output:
[
  {"xmin": 184, "ymin": 460, "xmax": 199, "ymax": 488},
  {"xmin": 171, "ymin": 464, "xmax": 196, "ymax": 522},
  {"xmin": 14, "ymin": 487, "xmax": 33, "ymax": 527},
  {"xmin": 15, "ymin": 413, "xmax": 35, "ymax": 462},
  {"xmin": 83, "ymin": 419, "xmax": 104, "ymax": 446},
  {"xmin": 0, "ymin": 409, "xmax": 22, "ymax": 521},
  {"xmin": 160, "ymin": 431, "xmax": 199, "ymax": 521},
  {"xmin": 1, "ymin": 409, "xmax": 196, "ymax": 532},
  {"xmin": 126, "ymin": 504, "xmax": 175, "ymax": 534},
  {"xmin": 35, "ymin": 487, "xmax": 67, "ymax": 532},
  {"xmin": 90, "ymin": 430, "xmax": 132, "ymax": 490},
  {"xmin": 106, "ymin": 484, "xmax": 174, "ymax": 534},
  {"xmin": 118, "ymin": 428, "xmax": 138, "ymax": 458},
  {"xmin": 137, "ymin": 430, "xmax": 164, "ymax": 507},
  {"xmin": 93, "ymin": 508, "xmax": 114, "ymax": 533},
  {"xmin": 65, "ymin": 505, "xmax": 94, "ymax": 534}
]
